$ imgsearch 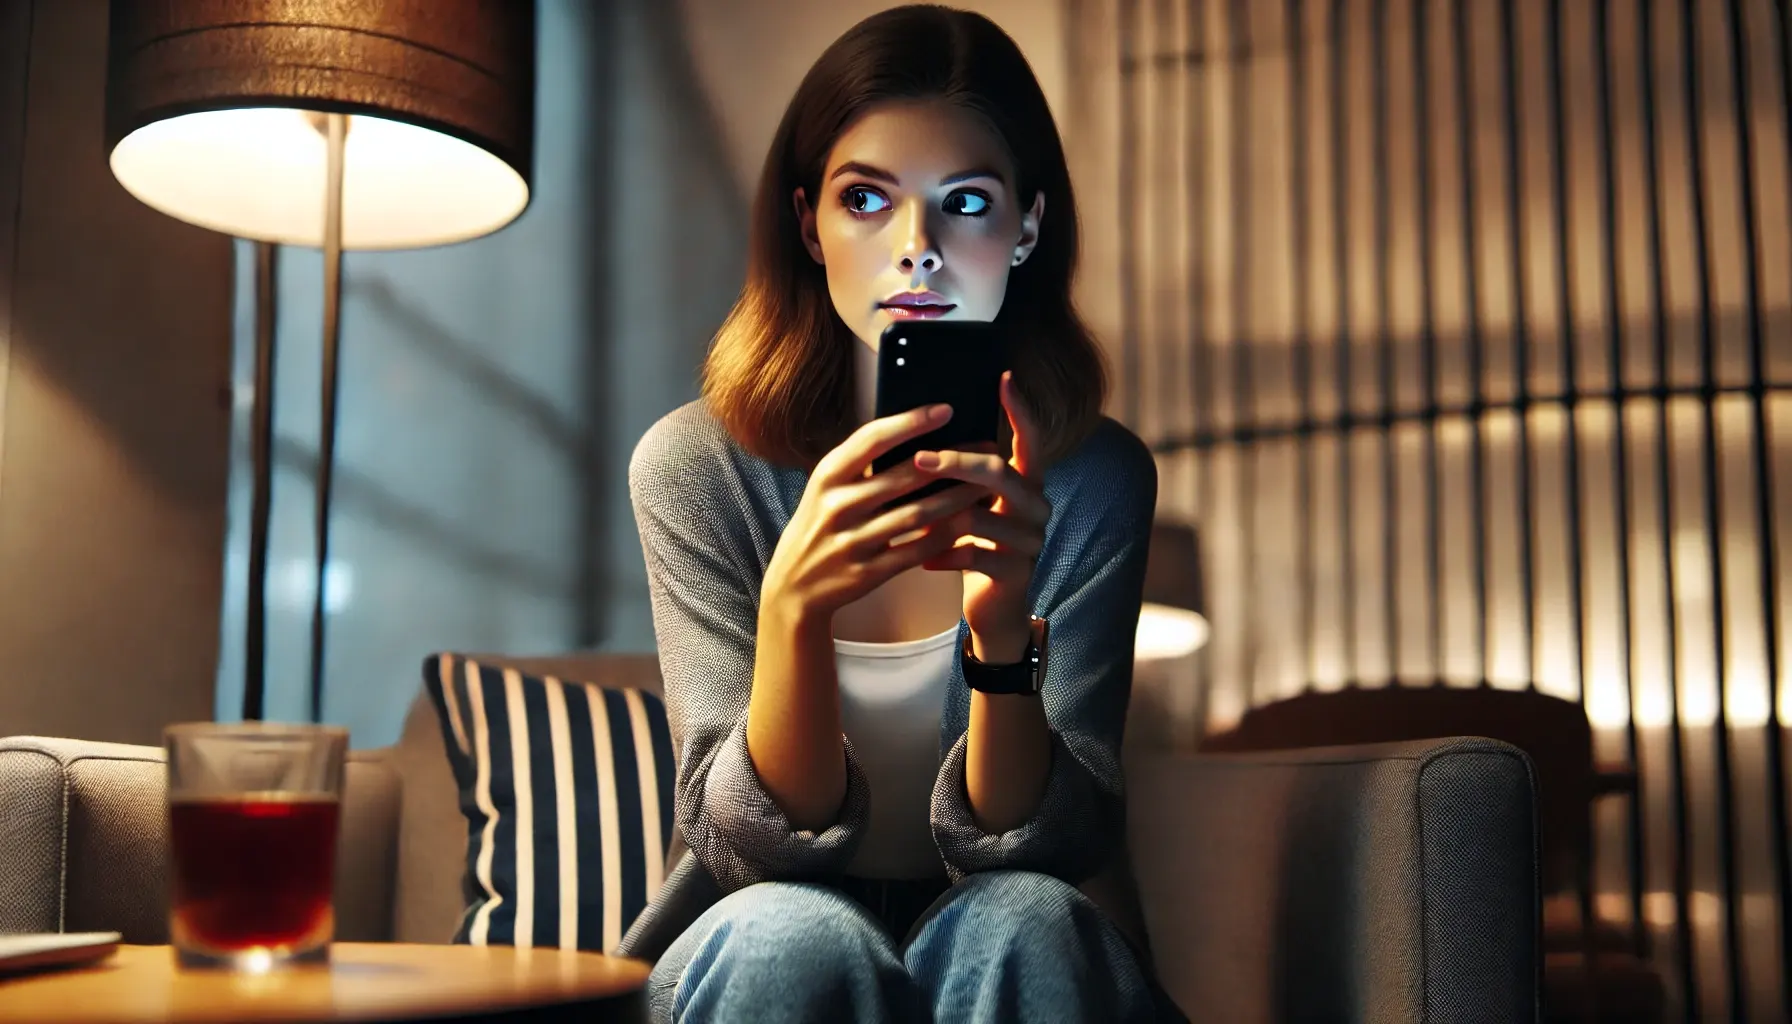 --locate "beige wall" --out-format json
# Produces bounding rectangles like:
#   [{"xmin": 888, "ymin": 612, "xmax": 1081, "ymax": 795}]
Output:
[
  {"xmin": 0, "ymin": 0, "xmax": 233, "ymax": 744},
  {"xmin": 0, "ymin": 0, "xmax": 24, "ymax": 483}
]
